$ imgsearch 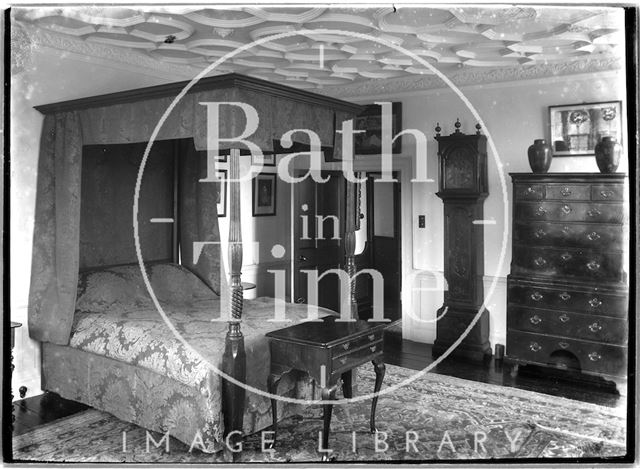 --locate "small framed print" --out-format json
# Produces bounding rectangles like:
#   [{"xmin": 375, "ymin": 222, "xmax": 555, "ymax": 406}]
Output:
[
  {"xmin": 354, "ymin": 102, "xmax": 402, "ymax": 155},
  {"xmin": 216, "ymin": 170, "xmax": 227, "ymax": 217},
  {"xmin": 549, "ymin": 101, "xmax": 623, "ymax": 156},
  {"xmin": 252, "ymin": 173, "xmax": 276, "ymax": 216},
  {"xmin": 251, "ymin": 153, "xmax": 276, "ymax": 166}
]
